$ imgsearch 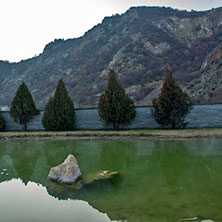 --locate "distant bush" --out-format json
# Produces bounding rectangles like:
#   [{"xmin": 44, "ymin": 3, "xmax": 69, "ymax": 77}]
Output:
[{"xmin": 0, "ymin": 109, "xmax": 5, "ymax": 131}]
